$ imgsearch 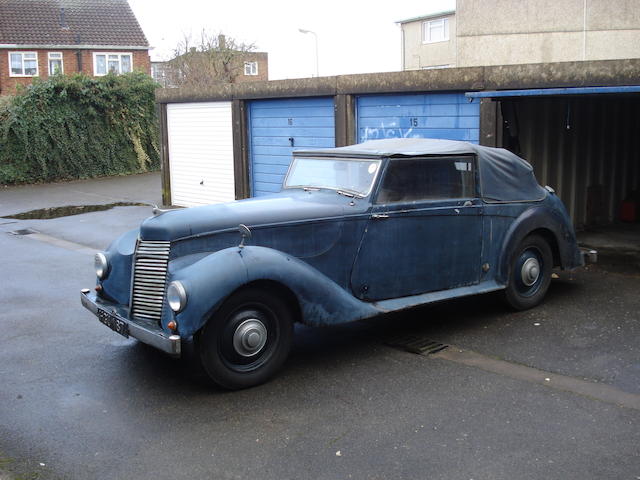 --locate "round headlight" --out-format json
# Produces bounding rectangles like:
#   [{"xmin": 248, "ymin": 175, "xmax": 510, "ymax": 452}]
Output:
[
  {"xmin": 94, "ymin": 252, "xmax": 109, "ymax": 280},
  {"xmin": 167, "ymin": 281, "xmax": 187, "ymax": 313}
]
